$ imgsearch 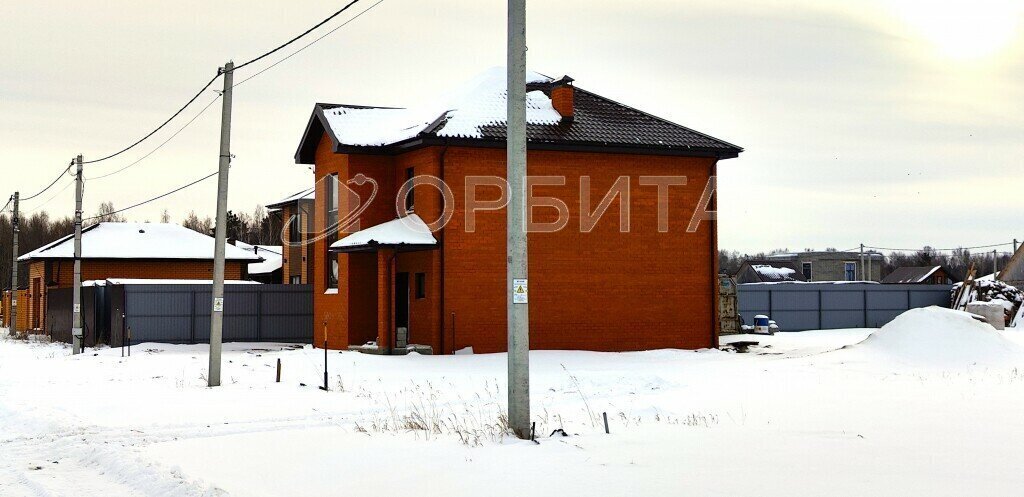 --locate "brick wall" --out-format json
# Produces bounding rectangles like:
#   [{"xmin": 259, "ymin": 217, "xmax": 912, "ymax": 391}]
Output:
[
  {"xmin": 311, "ymin": 134, "xmax": 720, "ymax": 353},
  {"xmin": 441, "ymin": 147, "xmax": 717, "ymax": 353}
]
